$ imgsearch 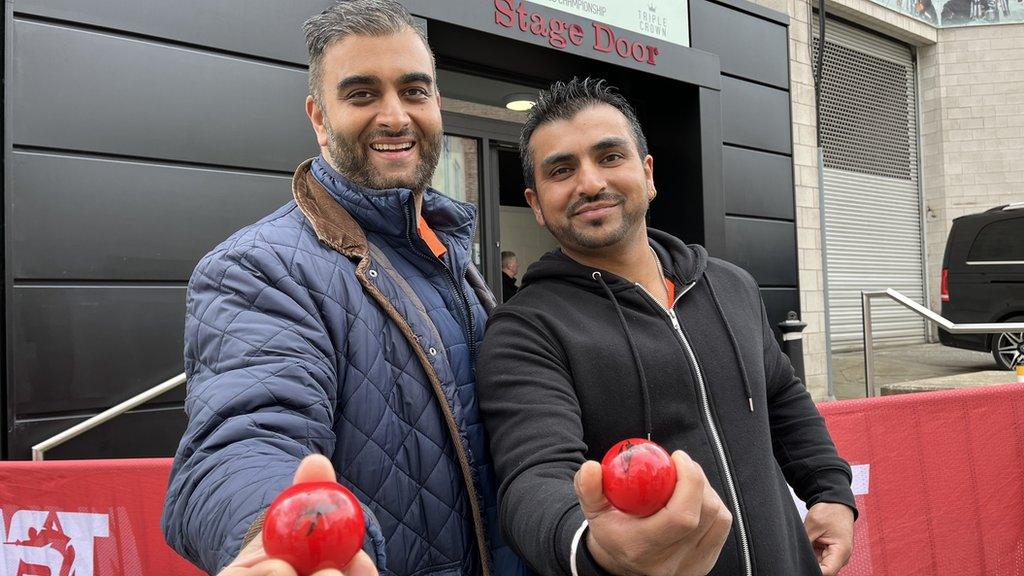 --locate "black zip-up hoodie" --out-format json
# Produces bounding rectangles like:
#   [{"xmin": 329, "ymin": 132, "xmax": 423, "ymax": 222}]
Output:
[{"xmin": 476, "ymin": 229, "xmax": 856, "ymax": 576}]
